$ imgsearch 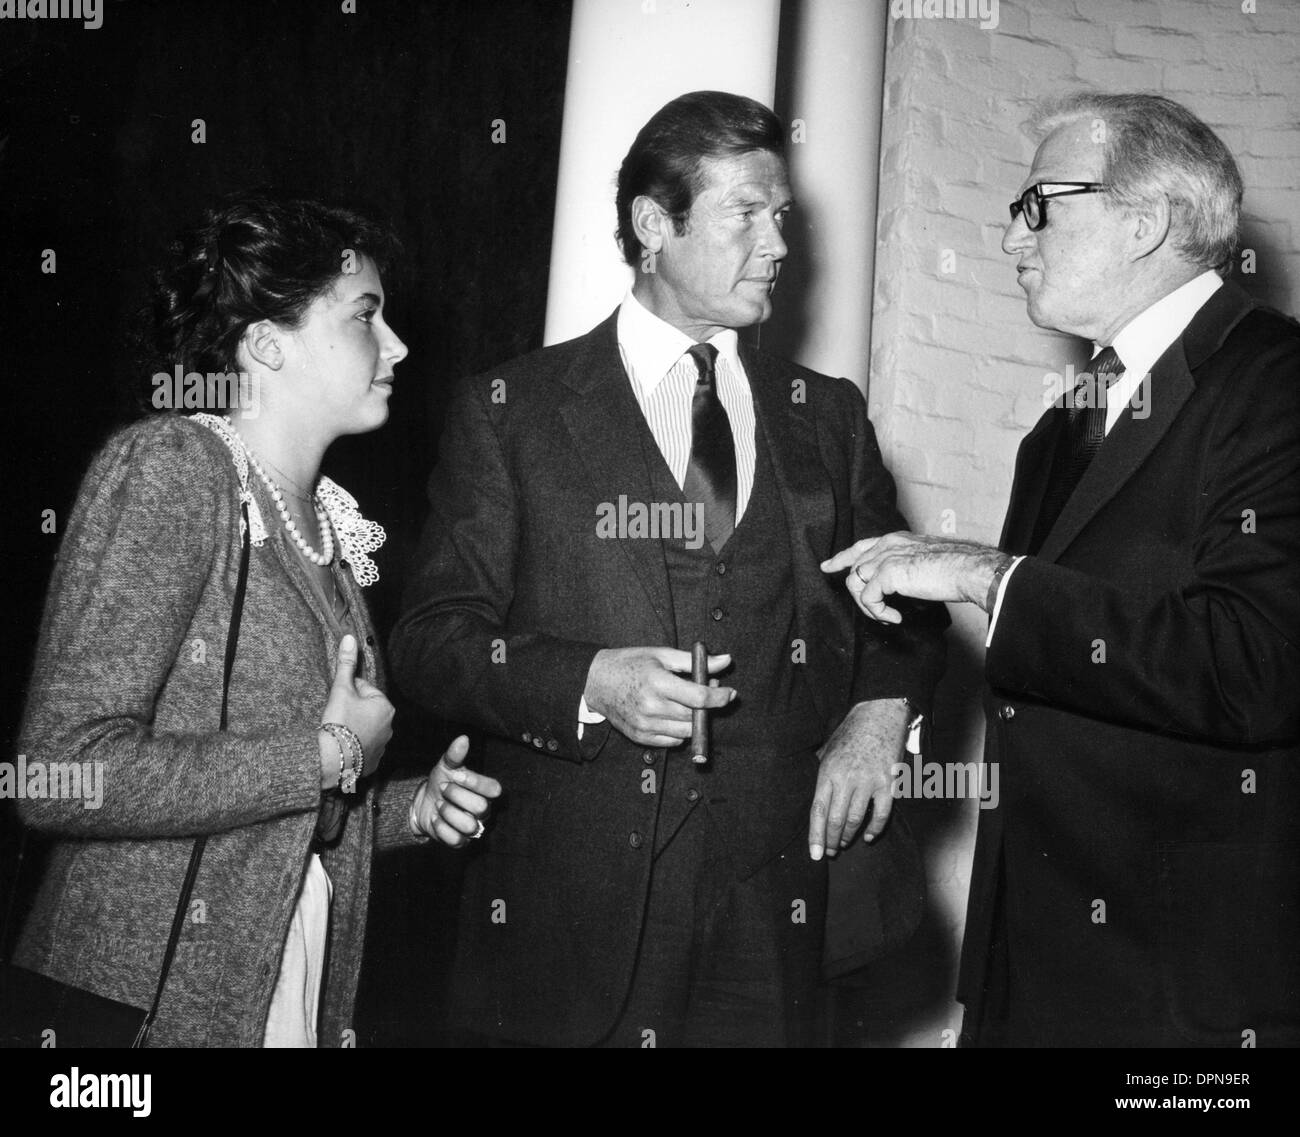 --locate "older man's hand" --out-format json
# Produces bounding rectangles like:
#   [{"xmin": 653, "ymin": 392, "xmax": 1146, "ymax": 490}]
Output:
[{"xmin": 821, "ymin": 532, "xmax": 1009, "ymax": 624}]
